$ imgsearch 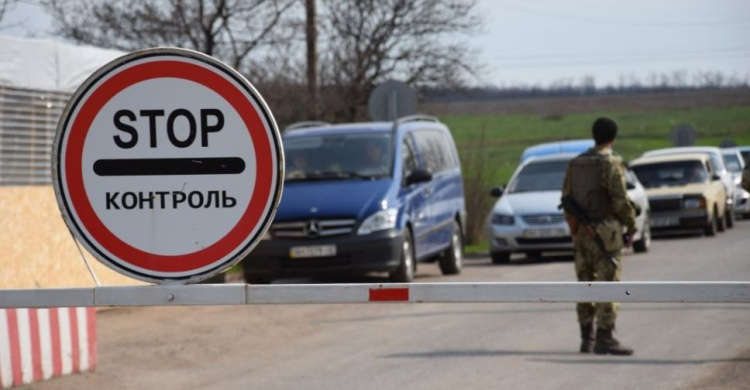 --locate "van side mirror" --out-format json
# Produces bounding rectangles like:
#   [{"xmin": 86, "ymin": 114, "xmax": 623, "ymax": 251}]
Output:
[
  {"xmin": 406, "ymin": 168, "xmax": 432, "ymax": 186},
  {"xmin": 490, "ymin": 185, "xmax": 505, "ymax": 198},
  {"xmin": 711, "ymin": 174, "xmax": 722, "ymax": 181},
  {"xmin": 626, "ymin": 181, "xmax": 636, "ymax": 190}
]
